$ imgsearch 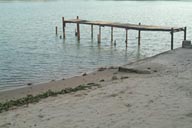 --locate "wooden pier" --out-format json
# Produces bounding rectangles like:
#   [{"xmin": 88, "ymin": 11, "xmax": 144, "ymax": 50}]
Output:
[{"xmin": 61, "ymin": 16, "xmax": 187, "ymax": 50}]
